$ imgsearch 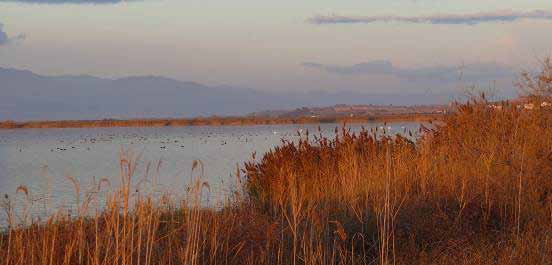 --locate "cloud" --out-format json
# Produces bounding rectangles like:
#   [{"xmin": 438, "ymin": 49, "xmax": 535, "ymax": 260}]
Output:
[
  {"xmin": 301, "ymin": 60, "xmax": 514, "ymax": 83},
  {"xmin": 308, "ymin": 9, "xmax": 552, "ymax": 25},
  {"xmin": 0, "ymin": 23, "xmax": 25, "ymax": 46},
  {"xmin": 0, "ymin": 0, "xmax": 128, "ymax": 4}
]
